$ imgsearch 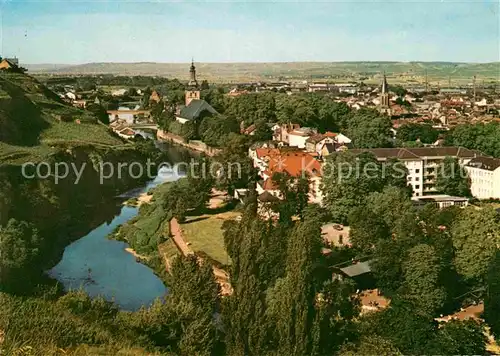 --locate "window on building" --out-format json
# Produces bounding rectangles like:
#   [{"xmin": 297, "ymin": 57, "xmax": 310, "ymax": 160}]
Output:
[
  {"xmin": 415, "ymin": 177, "xmax": 420, "ymax": 181},
  {"xmin": 416, "ymin": 169, "xmax": 420, "ymax": 173},
  {"xmin": 415, "ymin": 185, "xmax": 420, "ymax": 189}
]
